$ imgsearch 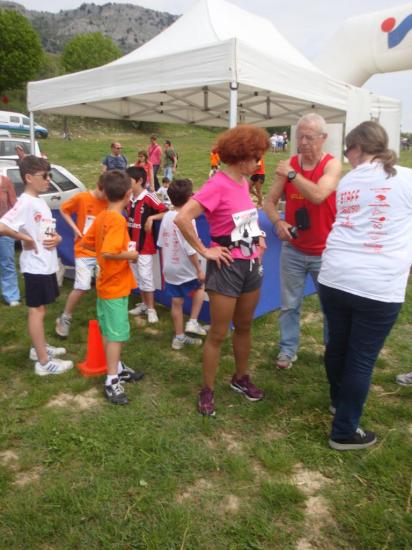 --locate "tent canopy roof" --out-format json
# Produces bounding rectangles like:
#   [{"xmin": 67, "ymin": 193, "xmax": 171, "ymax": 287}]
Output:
[{"xmin": 27, "ymin": 0, "xmax": 398, "ymax": 128}]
